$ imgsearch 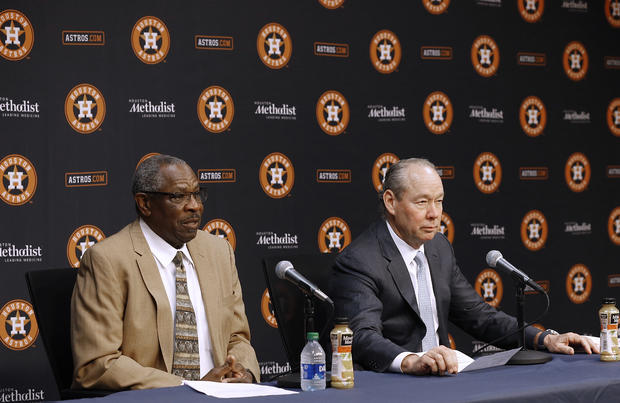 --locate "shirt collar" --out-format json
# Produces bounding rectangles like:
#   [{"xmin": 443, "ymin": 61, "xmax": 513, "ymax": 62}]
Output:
[
  {"xmin": 386, "ymin": 220, "xmax": 424, "ymax": 265},
  {"xmin": 139, "ymin": 218, "xmax": 193, "ymax": 267}
]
